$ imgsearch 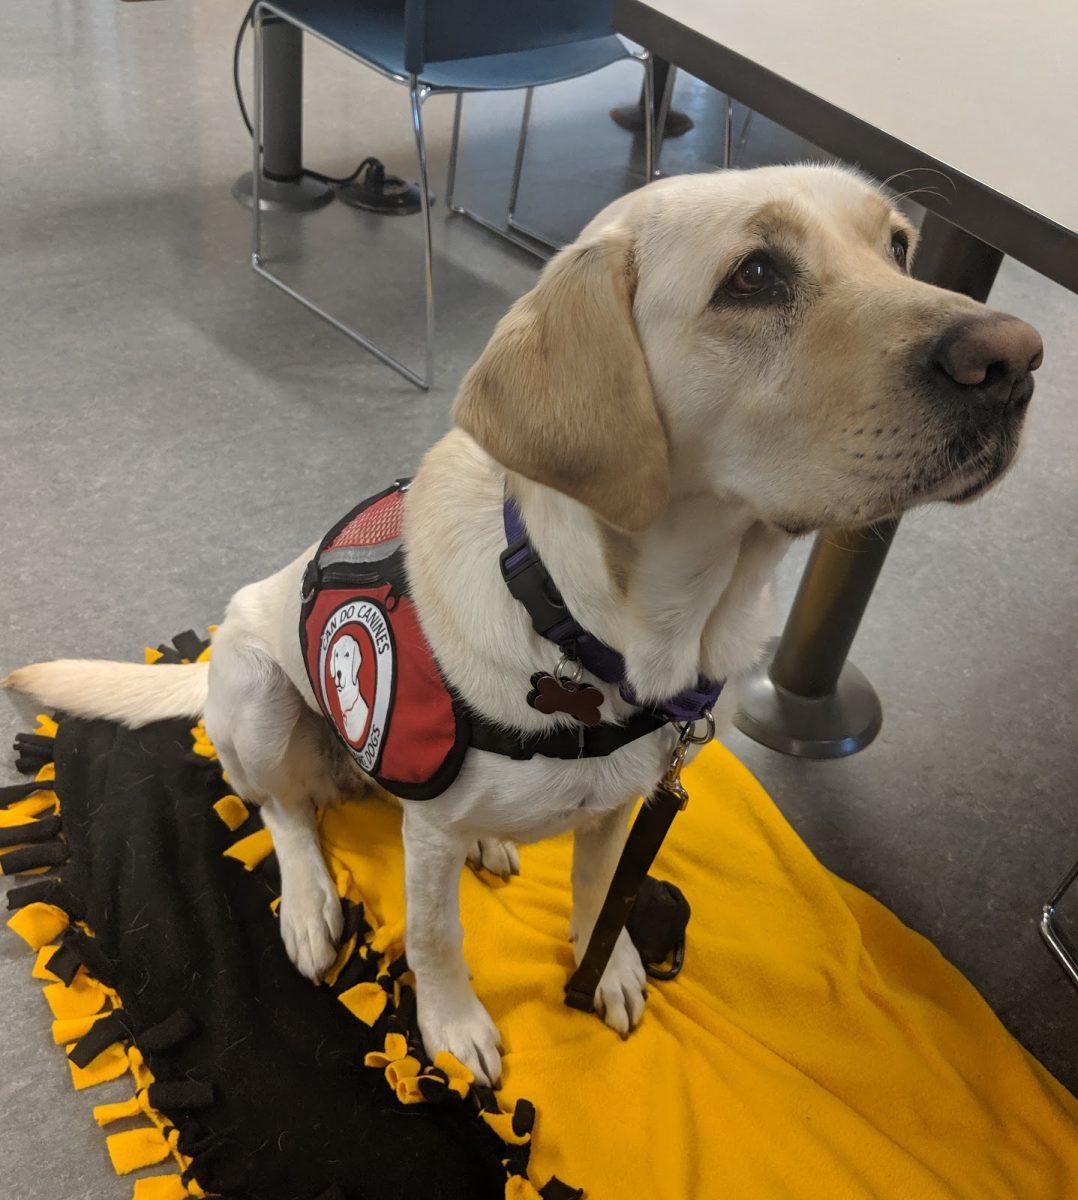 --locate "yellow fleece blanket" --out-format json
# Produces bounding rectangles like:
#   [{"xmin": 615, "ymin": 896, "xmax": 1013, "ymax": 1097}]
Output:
[{"xmin": 317, "ymin": 741, "xmax": 1077, "ymax": 1200}]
